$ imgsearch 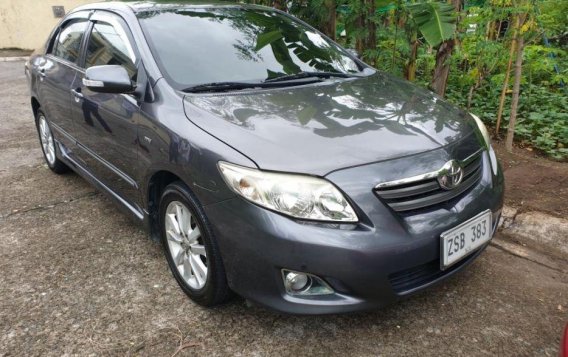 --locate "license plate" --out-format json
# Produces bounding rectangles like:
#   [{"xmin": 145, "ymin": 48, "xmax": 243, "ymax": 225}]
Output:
[{"xmin": 441, "ymin": 210, "xmax": 492, "ymax": 269}]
